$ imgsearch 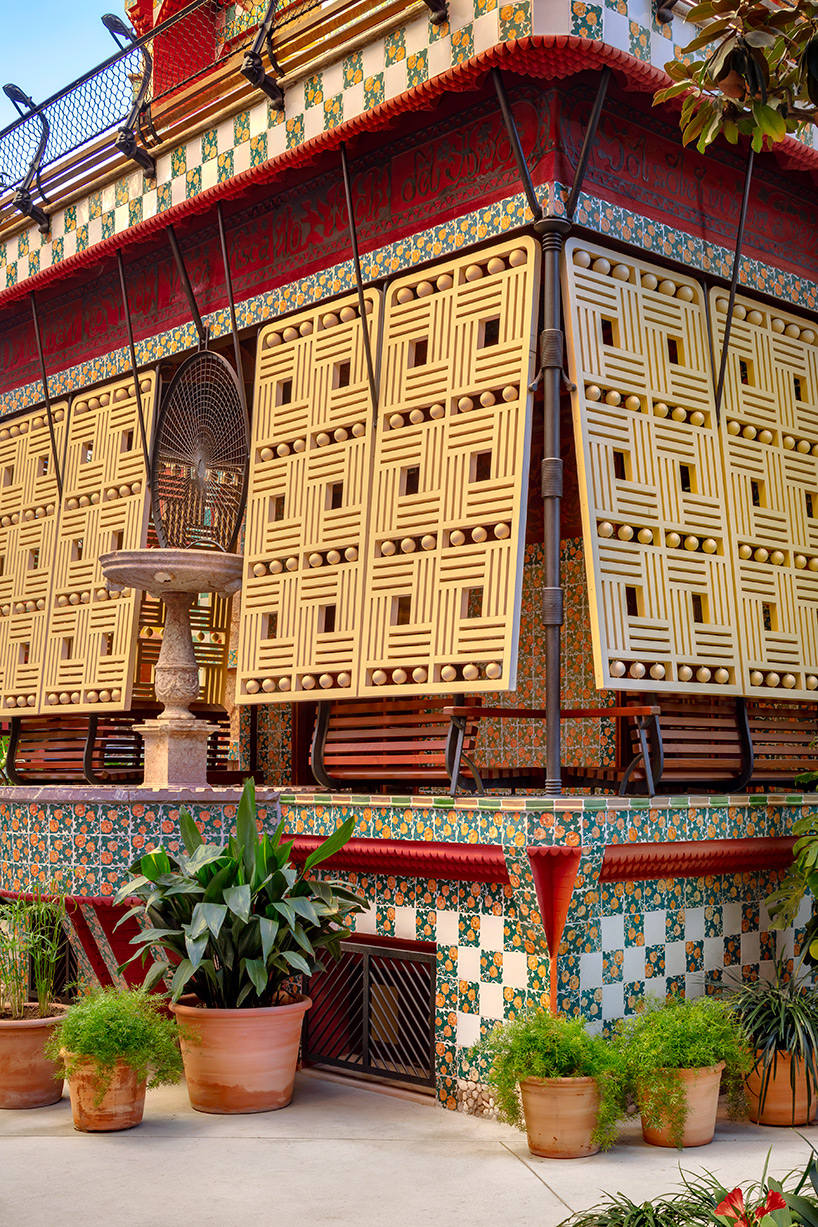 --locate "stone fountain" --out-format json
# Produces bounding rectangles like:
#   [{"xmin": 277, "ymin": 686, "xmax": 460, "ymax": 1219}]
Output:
[{"xmin": 99, "ymin": 549, "xmax": 243, "ymax": 787}]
